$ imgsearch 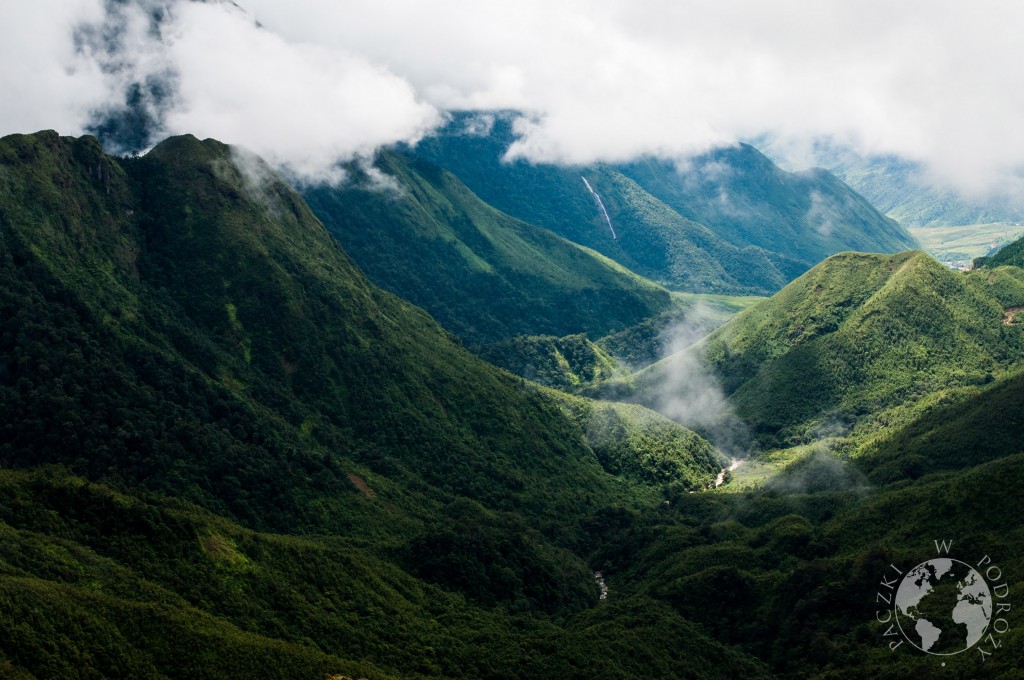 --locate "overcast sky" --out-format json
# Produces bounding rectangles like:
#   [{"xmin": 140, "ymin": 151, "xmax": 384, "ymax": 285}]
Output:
[{"xmin": 3, "ymin": 0, "xmax": 1022, "ymax": 195}]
